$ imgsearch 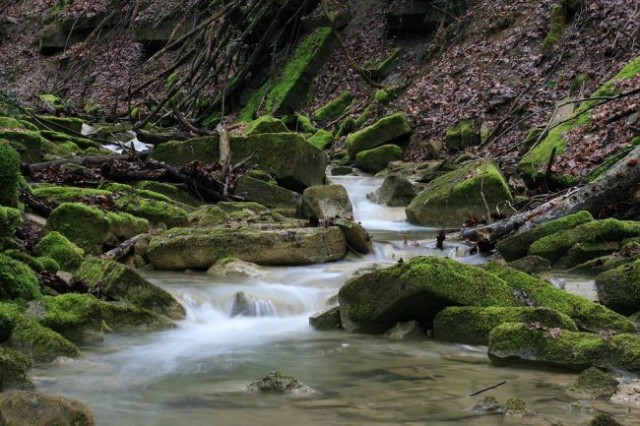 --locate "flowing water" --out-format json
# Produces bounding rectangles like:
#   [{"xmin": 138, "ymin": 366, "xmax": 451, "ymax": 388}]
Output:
[{"xmin": 32, "ymin": 174, "xmax": 638, "ymax": 425}]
